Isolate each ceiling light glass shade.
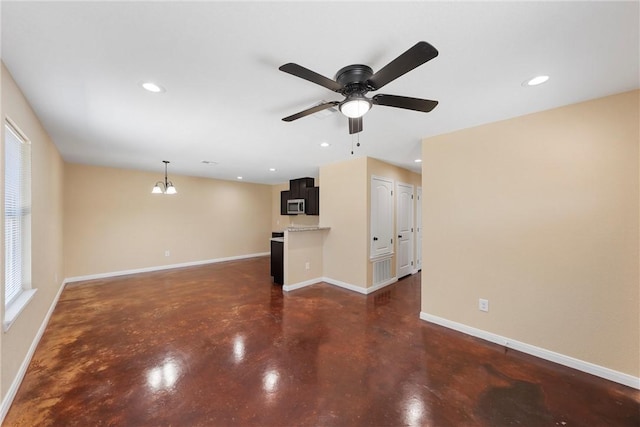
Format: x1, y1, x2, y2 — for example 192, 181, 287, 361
152, 161, 176, 195
340, 96, 372, 118
165, 183, 177, 194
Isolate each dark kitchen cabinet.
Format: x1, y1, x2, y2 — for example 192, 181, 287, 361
280, 190, 294, 215
289, 177, 315, 199
280, 177, 320, 216
271, 239, 283, 285
305, 186, 319, 215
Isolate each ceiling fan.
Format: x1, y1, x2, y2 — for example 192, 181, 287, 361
279, 41, 439, 134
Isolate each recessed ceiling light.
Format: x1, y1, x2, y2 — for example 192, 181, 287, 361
523, 75, 549, 87
320, 142, 330, 148
414, 159, 422, 163
141, 81, 166, 93
237, 176, 243, 180
269, 168, 277, 172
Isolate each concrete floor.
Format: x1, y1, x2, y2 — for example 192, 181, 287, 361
4, 256, 639, 426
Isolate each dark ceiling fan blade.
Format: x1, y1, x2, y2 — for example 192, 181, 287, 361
282, 101, 339, 122
372, 94, 438, 113
279, 63, 343, 92
349, 117, 363, 134
366, 41, 438, 91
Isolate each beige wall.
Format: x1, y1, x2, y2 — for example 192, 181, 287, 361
421, 90, 639, 377
284, 230, 325, 285
367, 157, 421, 190
64, 163, 272, 278
319, 157, 368, 288
1, 63, 65, 398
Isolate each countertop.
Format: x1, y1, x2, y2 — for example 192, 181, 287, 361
286, 226, 330, 232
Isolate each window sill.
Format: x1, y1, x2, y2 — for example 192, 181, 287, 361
4, 288, 37, 332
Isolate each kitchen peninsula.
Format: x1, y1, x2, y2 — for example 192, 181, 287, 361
270, 226, 330, 289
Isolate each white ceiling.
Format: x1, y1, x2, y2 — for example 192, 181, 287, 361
1, 1, 638, 185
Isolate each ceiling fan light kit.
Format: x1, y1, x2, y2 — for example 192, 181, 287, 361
340, 94, 371, 118
280, 41, 439, 134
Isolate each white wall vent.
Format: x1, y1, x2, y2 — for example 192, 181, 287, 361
373, 258, 392, 286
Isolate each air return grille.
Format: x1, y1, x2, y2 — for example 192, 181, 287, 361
373, 258, 392, 286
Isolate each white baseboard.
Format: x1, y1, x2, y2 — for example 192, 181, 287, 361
320, 277, 368, 294
283, 277, 323, 292
420, 312, 640, 390
64, 252, 269, 284
283, 276, 398, 295
366, 277, 398, 294
1, 280, 66, 424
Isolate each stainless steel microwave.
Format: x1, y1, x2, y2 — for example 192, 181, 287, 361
287, 199, 305, 214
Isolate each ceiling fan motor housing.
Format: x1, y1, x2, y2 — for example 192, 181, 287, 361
335, 64, 374, 95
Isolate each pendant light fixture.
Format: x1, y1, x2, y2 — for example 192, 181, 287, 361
152, 160, 177, 194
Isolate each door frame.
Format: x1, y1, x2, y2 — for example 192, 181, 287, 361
415, 186, 422, 273
395, 182, 414, 279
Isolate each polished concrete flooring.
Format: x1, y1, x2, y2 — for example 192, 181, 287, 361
5, 257, 639, 426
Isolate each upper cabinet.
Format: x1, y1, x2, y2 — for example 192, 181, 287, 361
280, 190, 293, 216
289, 177, 315, 199
305, 186, 319, 215
280, 177, 320, 216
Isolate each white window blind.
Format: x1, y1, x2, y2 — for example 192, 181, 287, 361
4, 122, 31, 308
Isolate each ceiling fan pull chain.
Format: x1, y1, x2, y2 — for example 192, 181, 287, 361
351, 133, 361, 155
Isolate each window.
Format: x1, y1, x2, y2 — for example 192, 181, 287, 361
4, 120, 34, 330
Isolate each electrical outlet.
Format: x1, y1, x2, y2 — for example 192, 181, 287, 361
305, 262, 310, 270
479, 298, 489, 312
165, 250, 170, 257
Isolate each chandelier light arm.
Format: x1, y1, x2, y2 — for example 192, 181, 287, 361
151, 160, 177, 194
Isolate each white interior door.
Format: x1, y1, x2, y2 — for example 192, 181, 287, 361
396, 182, 414, 278
416, 186, 422, 271
370, 176, 394, 258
